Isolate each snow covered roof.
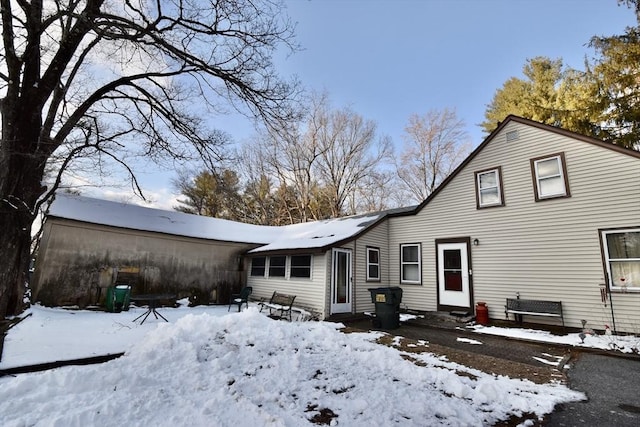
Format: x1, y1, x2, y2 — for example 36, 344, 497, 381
48, 193, 385, 252
246, 212, 383, 254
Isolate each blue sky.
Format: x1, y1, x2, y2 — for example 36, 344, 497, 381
118, 0, 638, 208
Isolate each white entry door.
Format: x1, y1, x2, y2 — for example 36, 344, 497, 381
331, 248, 352, 313
437, 242, 471, 309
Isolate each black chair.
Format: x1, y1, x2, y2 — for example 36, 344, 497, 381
228, 286, 253, 312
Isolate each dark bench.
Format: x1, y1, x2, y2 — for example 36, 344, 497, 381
259, 291, 296, 321
505, 295, 564, 328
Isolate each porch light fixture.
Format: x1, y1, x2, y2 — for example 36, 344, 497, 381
473, 238, 479, 246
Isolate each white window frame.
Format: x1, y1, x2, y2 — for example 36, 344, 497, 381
531, 153, 569, 200
475, 167, 503, 208
602, 228, 640, 291
366, 247, 381, 282
400, 243, 421, 285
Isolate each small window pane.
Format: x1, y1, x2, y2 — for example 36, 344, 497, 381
607, 232, 640, 259
368, 265, 379, 279
480, 188, 500, 205
403, 265, 419, 282
368, 249, 379, 264
539, 176, 564, 196
479, 172, 497, 188
609, 261, 640, 287
290, 255, 311, 278
537, 158, 560, 177
268, 256, 286, 277
250, 257, 266, 277
402, 245, 418, 262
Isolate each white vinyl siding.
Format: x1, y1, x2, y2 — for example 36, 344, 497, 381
353, 221, 389, 314
388, 121, 640, 332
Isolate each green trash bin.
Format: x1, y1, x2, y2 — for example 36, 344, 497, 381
106, 284, 132, 312
368, 287, 403, 329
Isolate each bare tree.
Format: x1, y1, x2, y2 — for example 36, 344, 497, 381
0, 0, 298, 317
246, 93, 392, 222
315, 105, 392, 217
395, 109, 471, 203
253, 94, 329, 223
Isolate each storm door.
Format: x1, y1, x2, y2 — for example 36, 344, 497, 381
331, 248, 352, 313
437, 241, 472, 310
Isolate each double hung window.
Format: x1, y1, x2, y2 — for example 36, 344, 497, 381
602, 229, 640, 290
366, 247, 380, 281
401, 243, 421, 284
475, 167, 504, 208
531, 153, 570, 200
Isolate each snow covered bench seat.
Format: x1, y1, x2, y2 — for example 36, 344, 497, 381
505, 294, 564, 328
259, 292, 296, 321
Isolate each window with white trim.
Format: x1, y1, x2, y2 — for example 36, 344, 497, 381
250, 257, 266, 277
366, 247, 380, 281
400, 243, 421, 284
531, 153, 570, 200
602, 229, 640, 290
475, 167, 504, 208
268, 256, 286, 277
290, 255, 312, 279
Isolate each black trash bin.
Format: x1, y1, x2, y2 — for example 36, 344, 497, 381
368, 287, 403, 329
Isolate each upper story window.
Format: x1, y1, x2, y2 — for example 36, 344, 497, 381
602, 229, 640, 291
366, 247, 380, 281
290, 255, 312, 279
400, 243, 421, 284
531, 152, 570, 201
250, 257, 266, 277
475, 167, 504, 208
268, 256, 286, 277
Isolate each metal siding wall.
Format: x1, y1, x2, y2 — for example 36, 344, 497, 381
389, 122, 640, 332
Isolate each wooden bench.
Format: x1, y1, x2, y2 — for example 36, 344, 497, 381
259, 292, 296, 321
505, 295, 564, 328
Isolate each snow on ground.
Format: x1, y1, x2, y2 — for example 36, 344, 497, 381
471, 324, 640, 354
0, 304, 587, 426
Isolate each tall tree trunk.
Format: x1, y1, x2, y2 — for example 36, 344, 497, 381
0, 100, 47, 317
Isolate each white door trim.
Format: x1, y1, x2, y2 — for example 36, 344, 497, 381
330, 248, 352, 314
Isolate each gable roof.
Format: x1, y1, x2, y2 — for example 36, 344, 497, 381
48, 193, 387, 252
402, 115, 640, 216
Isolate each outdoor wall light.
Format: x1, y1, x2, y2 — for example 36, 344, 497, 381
473, 238, 479, 246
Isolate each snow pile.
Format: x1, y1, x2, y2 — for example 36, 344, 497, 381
0, 308, 583, 427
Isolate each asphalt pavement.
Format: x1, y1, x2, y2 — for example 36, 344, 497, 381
545, 352, 640, 426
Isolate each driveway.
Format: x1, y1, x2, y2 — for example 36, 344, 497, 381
545, 352, 640, 426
